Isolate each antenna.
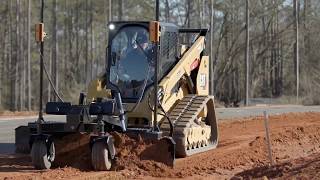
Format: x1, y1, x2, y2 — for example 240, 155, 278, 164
156, 0, 159, 21
36, 0, 45, 134
153, 0, 160, 131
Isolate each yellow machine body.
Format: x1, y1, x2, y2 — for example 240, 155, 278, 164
87, 21, 218, 157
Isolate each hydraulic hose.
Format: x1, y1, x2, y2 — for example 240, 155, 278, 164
38, 47, 64, 102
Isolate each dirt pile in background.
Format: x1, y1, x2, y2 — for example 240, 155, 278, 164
1, 112, 320, 179
235, 152, 320, 179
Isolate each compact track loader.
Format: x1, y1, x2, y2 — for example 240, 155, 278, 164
15, 20, 218, 170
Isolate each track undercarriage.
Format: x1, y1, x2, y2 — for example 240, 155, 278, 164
162, 95, 218, 157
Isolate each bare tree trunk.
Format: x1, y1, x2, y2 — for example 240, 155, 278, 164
201, 0, 205, 27
0, 2, 10, 108
9, 0, 14, 111
52, 0, 58, 101
260, 0, 267, 97
91, 0, 94, 80
275, 2, 281, 96
245, 0, 250, 106
5, 3, 10, 104
197, 0, 202, 27
210, 0, 215, 95
270, 4, 275, 96
27, 0, 31, 110
165, 0, 170, 22
294, 0, 300, 103
63, 0, 68, 92
270, 20, 274, 96
109, 0, 112, 21
0, 10, 6, 107
0, 26, 4, 108
15, 0, 19, 111
186, 0, 191, 41
303, 0, 311, 65
21, 0, 26, 110
118, 0, 123, 20
186, 0, 191, 28
68, 4, 73, 89
85, 0, 89, 85
75, 0, 80, 83
280, 40, 284, 94
95, 30, 99, 77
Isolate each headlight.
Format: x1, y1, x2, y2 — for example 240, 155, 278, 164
109, 24, 115, 30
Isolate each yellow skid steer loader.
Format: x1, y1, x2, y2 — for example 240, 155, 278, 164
15, 3, 218, 170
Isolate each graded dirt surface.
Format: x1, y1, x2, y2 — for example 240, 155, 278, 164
1, 112, 320, 179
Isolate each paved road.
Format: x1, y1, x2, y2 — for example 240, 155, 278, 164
1, 105, 320, 154
216, 105, 320, 119
0, 115, 65, 154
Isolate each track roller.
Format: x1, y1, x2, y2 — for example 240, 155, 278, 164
31, 140, 55, 169
91, 141, 112, 171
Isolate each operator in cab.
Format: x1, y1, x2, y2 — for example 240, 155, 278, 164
115, 30, 154, 99
125, 31, 152, 65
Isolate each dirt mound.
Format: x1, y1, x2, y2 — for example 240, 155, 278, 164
235, 152, 320, 179
111, 132, 174, 177
53, 133, 92, 170
48, 112, 320, 178
51, 132, 174, 176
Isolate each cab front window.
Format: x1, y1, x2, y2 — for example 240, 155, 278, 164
109, 26, 154, 100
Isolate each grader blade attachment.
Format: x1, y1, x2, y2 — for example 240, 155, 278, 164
140, 136, 176, 167
15, 126, 32, 153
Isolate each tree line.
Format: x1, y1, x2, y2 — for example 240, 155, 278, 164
0, 0, 319, 111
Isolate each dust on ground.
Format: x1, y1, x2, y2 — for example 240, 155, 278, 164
1, 112, 320, 179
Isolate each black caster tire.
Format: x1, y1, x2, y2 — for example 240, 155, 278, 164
91, 141, 112, 171
31, 140, 55, 170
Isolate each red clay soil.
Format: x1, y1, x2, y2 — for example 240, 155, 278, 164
1, 112, 320, 179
